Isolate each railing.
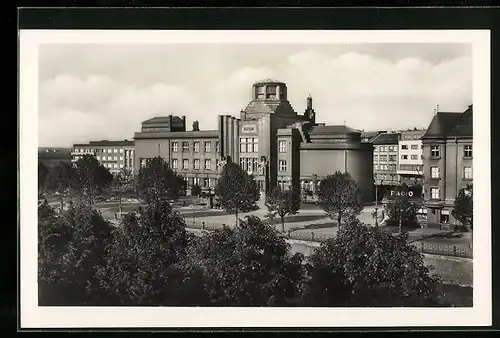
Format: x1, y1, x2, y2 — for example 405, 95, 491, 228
410, 241, 473, 259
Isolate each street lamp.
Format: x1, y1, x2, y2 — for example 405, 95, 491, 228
374, 175, 384, 227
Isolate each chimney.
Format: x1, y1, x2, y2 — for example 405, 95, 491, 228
307, 94, 312, 110
182, 116, 186, 130
436, 104, 440, 112
192, 120, 200, 131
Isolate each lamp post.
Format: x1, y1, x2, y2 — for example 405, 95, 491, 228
374, 175, 384, 228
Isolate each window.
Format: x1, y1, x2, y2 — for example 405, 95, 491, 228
278, 140, 287, 153
194, 159, 200, 170
204, 141, 211, 153
114, 149, 118, 153
389, 155, 397, 162
203, 178, 209, 188
172, 159, 178, 169
182, 159, 189, 170
411, 144, 419, 150
431, 145, 440, 158
113, 163, 117, 168
119, 149, 123, 153
240, 158, 245, 170
193, 177, 200, 186
411, 155, 418, 160
194, 142, 200, 152
113, 156, 118, 161
463, 166, 473, 180
97, 156, 101, 160
246, 138, 253, 153
172, 142, 179, 153
279, 160, 287, 172
182, 142, 189, 152
430, 166, 440, 179
252, 138, 259, 153
389, 146, 397, 152
120, 164, 124, 168
107, 149, 111, 153
401, 155, 408, 160
374, 146, 378, 152
440, 210, 450, 223
119, 156, 124, 161
240, 138, 246, 153
464, 145, 472, 158
253, 158, 259, 172
205, 159, 211, 170
379, 154, 388, 161
216, 141, 220, 152
375, 164, 379, 170
401, 145, 408, 150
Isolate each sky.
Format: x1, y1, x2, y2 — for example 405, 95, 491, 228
38, 43, 472, 147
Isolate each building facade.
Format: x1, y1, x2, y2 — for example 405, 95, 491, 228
133, 79, 374, 201
422, 105, 473, 227
371, 132, 400, 187
71, 140, 135, 174
397, 129, 426, 187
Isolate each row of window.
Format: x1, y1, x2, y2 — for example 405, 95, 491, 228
401, 144, 422, 150
186, 177, 217, 188
430, 145, 472, 158
240, 157, 260, 173
374, 145, 398, 152
73, 148, 133, 154
429, 166, 472, 180
172, 141, 220, 153
399, 164, 424, 171
103, 163, 124, 169
401, 154, 423, 160
375, 164, 397, 171
170, 159, 221, 171
96, 156, 124, 161
240, 138, 259, 153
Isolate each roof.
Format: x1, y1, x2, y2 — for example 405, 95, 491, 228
253, 78, 285, 86
74, 140, 134, 147
142, 116, 184, 124
370, 132, 400, 145
134, 130, 219, 139
361, 131, 380, 140
422, 106, 472, 139
308, 125, 361, 135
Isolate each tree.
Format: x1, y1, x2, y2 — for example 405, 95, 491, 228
302, 220, 442, 307
43, 161, 79, 211
316, 171, 364, 232
452, 184, 473, 232
183, 216, 305, 306
109, 168, 135, 216
137, 156, 185, 204
96, 198, 192, 305
265, 187, 301, 232
38, 161, 49, 197
74, 154, 113, 206
38, 200, 114, 305
385, 183, 420, 233
191, 184, 202, 197
214, 161, 260, 226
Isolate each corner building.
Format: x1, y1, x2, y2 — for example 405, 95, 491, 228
134, 79, 374, 201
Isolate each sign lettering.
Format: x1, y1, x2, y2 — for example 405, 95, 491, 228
390, 190, 414, 197
242, 125, 257, 133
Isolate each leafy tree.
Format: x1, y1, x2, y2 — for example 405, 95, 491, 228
184, 216, 305, 306
191, 184, 202, 197
302, 220, 442, 307
265, 187, 301, 232
316, 171, 364, 232
385, 183, 420, 233
109, 168, 135, 216
74, 154, 113, 206
38, 200, 113, 305
96, 198, 192, 305
452, 184, 473, 232
43, 161, 79, 211
214, 161, 260, 226
38, 161, 49, 197
137, 156, 185, 204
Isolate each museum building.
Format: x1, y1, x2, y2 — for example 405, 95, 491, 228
133, 79, 374, 201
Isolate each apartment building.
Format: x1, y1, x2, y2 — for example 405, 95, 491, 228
371, 132, 400, 187
38, 148, 72, 168
71, 140, 135, 174
397, 129, 426, 187
422, 104, 473, 227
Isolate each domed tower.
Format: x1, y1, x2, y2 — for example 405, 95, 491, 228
241, 79, 297, 119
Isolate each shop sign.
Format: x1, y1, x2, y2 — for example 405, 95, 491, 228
242, 125, 257, 133
390, 190, 414, 197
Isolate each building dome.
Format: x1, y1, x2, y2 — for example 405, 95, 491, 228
253, 78, 286, 86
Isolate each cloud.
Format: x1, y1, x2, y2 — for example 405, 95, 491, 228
38, 45, 472, 147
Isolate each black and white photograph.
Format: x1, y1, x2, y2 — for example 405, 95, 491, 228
19, 29, 491, 328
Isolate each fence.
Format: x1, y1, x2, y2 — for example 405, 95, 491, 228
410, 241, 473, 259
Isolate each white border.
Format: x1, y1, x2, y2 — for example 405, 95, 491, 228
20, 30, 491, 328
